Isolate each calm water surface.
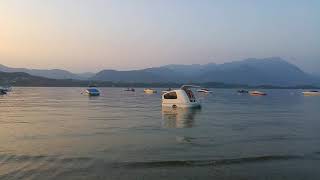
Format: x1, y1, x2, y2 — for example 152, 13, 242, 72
0, 87, 319, 180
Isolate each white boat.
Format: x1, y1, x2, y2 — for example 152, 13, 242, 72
162, 85, 201, 108
144, 88, 157, 94
197, 88, 212, 93
302, 90, 320, 96
249, 90, 267, 96
85, 86, 100, 96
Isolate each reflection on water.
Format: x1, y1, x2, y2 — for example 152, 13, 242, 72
162, 107, 201, 128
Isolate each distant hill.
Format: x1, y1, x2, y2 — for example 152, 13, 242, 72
197, 58, 316, 86
0, 71, 89, 86
0, 64, 89, 80
92, 69, 163, 83
2, 57, 319, 86
91, 57, 319, 86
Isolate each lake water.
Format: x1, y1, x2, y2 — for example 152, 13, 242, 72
0, 87, 319, 180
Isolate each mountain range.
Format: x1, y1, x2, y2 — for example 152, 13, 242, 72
0, 64, 88, 80
91, 57, 319, 86
1, 57, 319, 86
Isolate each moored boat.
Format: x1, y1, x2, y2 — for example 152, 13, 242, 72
302, 90, 320, 96
144, 88, 157, 94
249, 90, 267, 96
124, 88, 135, 92
85, 86, 100, 96
0, 86, 12, 93
0, 89, 7, 95
197, 88, 212, 93
162, 85, 201, 108
237, 89, 249, 94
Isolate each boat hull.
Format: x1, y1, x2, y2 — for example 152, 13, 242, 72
144, 89, 157, 94
249, 91, 267, 96
85, 90, 100, 96
197, 90, 212, 93
162, 102, 201, 108
250, 93, 267, 96
302, 92, 320, 96
86, 92, 100, 96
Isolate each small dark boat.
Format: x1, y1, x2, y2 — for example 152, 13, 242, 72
0, 89, 7, 95
124, 88, 135, 92
237, 90, 249, 94
0, 86, 12, 93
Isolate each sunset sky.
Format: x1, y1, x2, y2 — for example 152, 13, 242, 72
0, 0, 319, 73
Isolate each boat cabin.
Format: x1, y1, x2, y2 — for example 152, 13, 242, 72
162, 85, 201, 108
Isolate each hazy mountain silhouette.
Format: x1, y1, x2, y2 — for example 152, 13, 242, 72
92, 69, 162, 83
91, 57, 319, 86
0, 71, 84, 86
0, 64, 88, 80
197, 57, 316, 86
1, 57, 319, 86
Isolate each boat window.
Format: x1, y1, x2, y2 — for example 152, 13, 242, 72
184, 89, 195, 102
164, 92, 177, 99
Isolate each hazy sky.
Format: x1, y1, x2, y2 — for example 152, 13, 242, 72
0, 0, 319, 73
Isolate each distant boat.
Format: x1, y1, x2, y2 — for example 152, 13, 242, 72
197, 88, 212, 93
249, 90, 267, 96
162, 85, 201, 108
0, 86, 12, 92
144, 88, 157, 94
124, 88, 135, 92
85, 86, 100, 96
302, 90, 320, 96
0, 89, 7, 95
237, 89, 249, 94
